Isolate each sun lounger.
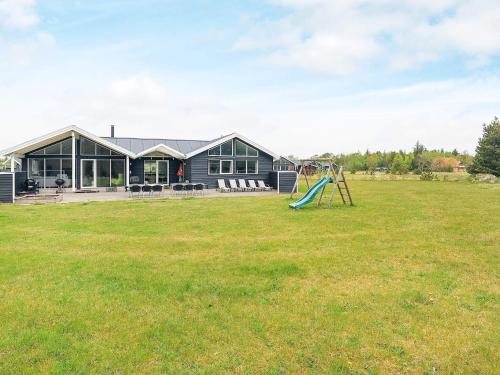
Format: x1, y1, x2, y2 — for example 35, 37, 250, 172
238, 179, 253, 192
258, 180, 272, 191
229, 179, 242, 192
217, 179, 230, 192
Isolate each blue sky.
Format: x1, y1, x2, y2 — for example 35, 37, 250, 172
1, 0, 499, 156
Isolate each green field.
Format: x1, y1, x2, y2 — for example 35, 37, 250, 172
0, 181, 498, 374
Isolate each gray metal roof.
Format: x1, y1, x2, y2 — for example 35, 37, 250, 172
102, 137, 212, 155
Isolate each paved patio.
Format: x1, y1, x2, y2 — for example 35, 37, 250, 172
15, 189, 278, 204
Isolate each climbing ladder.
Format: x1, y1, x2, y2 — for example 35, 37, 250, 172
290, 159, 354, 209
317, 166, 353, 208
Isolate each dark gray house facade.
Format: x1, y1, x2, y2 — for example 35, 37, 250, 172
0, 126, 281, 190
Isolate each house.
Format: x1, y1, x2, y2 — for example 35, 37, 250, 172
0, 125, 280, 191
273, 156, 298, 172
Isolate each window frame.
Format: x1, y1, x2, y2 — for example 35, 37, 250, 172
246, 160, 258, 174
208, 159, 233, 175
234, 159, 258, 174
234, 139, 258, 157
220, 159, 233, 175
208, 159, 221, 175
208, 140, 233, 157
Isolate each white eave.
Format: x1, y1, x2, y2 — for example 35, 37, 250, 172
0, 125, 135, 158
185, 133, 280, 160
135, 144, 186, 159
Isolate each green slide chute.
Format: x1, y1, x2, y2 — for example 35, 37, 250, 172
289, 177, 332, 209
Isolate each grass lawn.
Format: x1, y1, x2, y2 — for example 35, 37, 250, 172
0, 181, 499, 374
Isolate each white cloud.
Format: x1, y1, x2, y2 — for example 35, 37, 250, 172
0, 0, 55, 67
236, 0, 500, 74
0, 0, 38, 29
0, 31, 55, 65
0, 73, 498, 157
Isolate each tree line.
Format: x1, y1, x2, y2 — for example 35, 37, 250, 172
290, 117, 499, 176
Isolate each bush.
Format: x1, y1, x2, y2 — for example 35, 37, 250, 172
420, 171, 437, 181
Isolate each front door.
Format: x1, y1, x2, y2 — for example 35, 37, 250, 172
81, 159, 96, 188
144, 160, 169, 184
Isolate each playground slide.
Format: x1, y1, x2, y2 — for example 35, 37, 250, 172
289, 177, 332, 209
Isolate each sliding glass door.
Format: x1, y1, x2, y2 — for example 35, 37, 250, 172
144, 160, 169, 184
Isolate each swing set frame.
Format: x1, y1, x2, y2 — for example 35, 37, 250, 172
290, 158, 353, 208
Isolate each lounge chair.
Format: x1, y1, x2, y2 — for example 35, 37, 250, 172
194, 183, 205, 195
248, 180, 261, 191
129, 184, 142, 198
142, 184, 153, 197
229, 179, 241, 192
257, 180, 272, 191
152, 184, 163, 197
183, 183, 194, 195
238, 179, 252, 192
217, 179, 230, 193
172, 184, 183, 196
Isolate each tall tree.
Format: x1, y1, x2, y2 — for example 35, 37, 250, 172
468, 117, 500, 176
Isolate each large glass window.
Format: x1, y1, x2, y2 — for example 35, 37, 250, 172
96, 144, 111, 156
81, 160, 95, 188
45, 159, 60, 187
235, 160, 246, 174
80, 138, 96, 155
97, 160, 111, 187
208, 160, 233, 175
247, 147, 258, 157
45, 143, 61, 155
61, 139, 72, 154
208, 160, 220, 174
28, 158, 73, 188
111, 160, 125, 187
29, 159, 44, 179
220, 141, 233, 156
234, 160, 258, 174
235, 140, 258, 157
30, 139, 72, 155
235, 140, 246, 156
61, 159, 73, 187
221, 160, 233, 174
208, 140, 233, 156
80, 138, 116, 156
247, 160, 257, 174
208, 146, 220, 156
144, 160, 157, 184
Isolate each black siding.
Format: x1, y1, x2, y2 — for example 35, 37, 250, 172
269, 171, 298, 193
0, 173, 14, 203
187, 138, 274, 189
15, 172, 27, 194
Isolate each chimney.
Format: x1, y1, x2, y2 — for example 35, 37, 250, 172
110, 125, 115, 138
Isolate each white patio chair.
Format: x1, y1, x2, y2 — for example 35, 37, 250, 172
238, 179, 253, 192
229, 179, 241, 192
258, 180, 272, 191
248, 180, 261, 191
217, 179, 230, 193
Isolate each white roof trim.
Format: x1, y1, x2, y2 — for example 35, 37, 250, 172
0, 125, 135, 158
278, 156, 298, 165
185, 133, 280, 160
135, 144, 186, 159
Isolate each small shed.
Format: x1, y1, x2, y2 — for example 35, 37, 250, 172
0, 172, 15, 203
269, 171, 298, 194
